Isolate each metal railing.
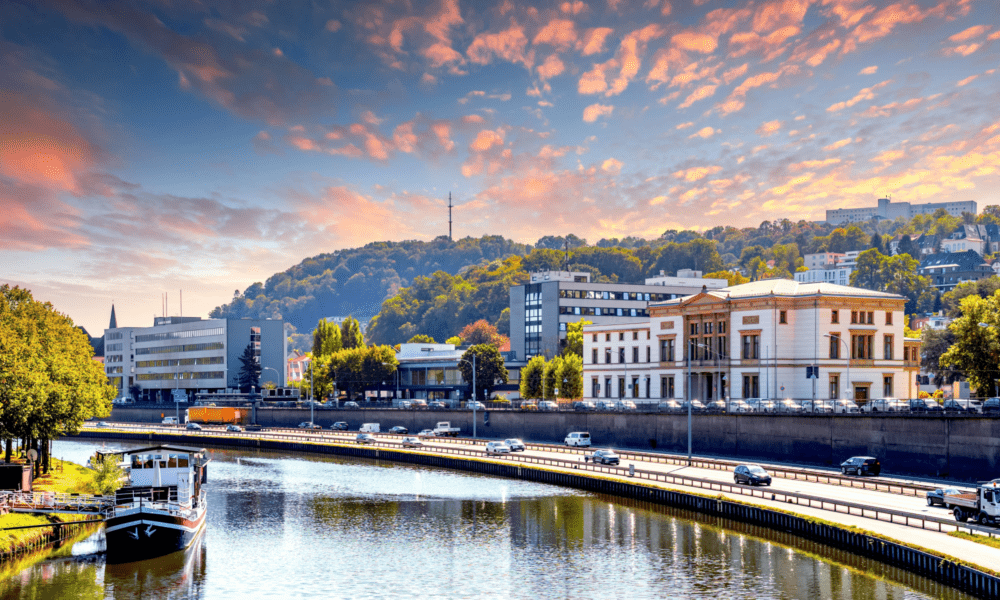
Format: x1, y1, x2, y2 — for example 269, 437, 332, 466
0, 491, 114, 516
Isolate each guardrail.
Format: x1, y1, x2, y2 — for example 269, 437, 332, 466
80, 423, 1000, 541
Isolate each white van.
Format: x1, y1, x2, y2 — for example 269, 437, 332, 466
162, 417, 179, 426
564, 432, 591, 447
359, 423, 380, 433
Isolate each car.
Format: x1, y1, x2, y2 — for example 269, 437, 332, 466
614, 400, 637, 411
680, 400, 706, 412
943, 399, 983, 413
658, 400, 683, 412
586, 449, 620, 465
226, 424, 243, 432
520, 402, 538, 411
401, 437, 423, 448
389, 426, 409, 435
186, 422, 202, 430
909, 398, 943, 413
411, 399, 428, 409
343, 401, 360, 408
706, 400, 727, 412
573, 401, 596, 411
485, 441, 510, 454
595, 400, 616, 411
356, 433, 376, 444
538, 400, 558, 411
96, 421, 111, 428
832, 399, 859, 413
776, 399, 801, 413
982, 397, 1000, 414
417, 429, 436, 437
467, 401, 486, 410
810, 400, 834, 413
298, 422, 321, 429
926, 487, 964, 507
504, 438, 526, 452
841, 456, 881, 476
331, 421, 349, 431
429, 401, 447, 410
398, 400, 413, 409
728, 400, 754, 413
734, 464, 772, 486
564, 432, 591, 447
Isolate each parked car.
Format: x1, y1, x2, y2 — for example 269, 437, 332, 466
841, 456, 881, 476
538, 400, 558, 411
398, 400, 413, 409
595, 400, 616, 411
810, 400, 834, 413
658, 400, 683, 412
401, 437, 423, 448
429, 401, 448, 410
343, 401, 360, 408
728, 400, 754, 413
706, 400, 727, 412
411, 399, 428, 409
356, 433, 376, 444
389, 426, 409, 435
504, 438, 526, 452
832, 399, 859, 413
331, 421, 349, 431
926, 487, 964, 507
573, 401, 596, 411
943, 399, 983, 413
186, 422, 202, 431
734, 464, 772, 486
485, 441, 510, 454
417, 429, 436, 437
982, 398, 1000, 414
96, 421, 111, 428
564, 432, 591, 447
776, 399, 801, 413
520, 402, 539, 411
467, 401, 486, 410
614, 400, 637, 411
865, 398, 905, 413
226, 424, 243, 432
909, 398, 943, 413
298, 422, 321, 429
680, 400, 706, 412
585, 449, 620, 465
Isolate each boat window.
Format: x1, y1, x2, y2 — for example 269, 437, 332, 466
143, 456, 154, 469
131, 455, 143, 469
168, 455, 178, 468
177, 455, 189, 468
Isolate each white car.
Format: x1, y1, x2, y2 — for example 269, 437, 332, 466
564, 432, 591, 447
401, 437, 423, 448
417, 429, 436, 437
485, 441, 510, 454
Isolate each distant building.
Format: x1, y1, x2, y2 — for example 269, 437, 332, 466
918, 250, 994, 292
104, 313, 287, 403
910, 313, 954, 331
287, 352, 310, 383
390, 343, 526, 403
826, 198, 977, 225
510, 271, 728, 360
794, 250, 862, 285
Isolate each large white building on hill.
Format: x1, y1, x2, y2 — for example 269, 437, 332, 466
582, 280, 921, 404
826, 197, 976, 224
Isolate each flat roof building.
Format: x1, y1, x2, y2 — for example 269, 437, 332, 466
826, 198, 977, 225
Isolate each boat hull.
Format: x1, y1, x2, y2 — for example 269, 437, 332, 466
105, 506, 206, 563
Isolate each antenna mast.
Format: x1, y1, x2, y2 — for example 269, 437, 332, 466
448, 192, 453, 241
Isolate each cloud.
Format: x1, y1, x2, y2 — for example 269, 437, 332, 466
582, 103, 614, 123
677, 84, 718, 109
688, 127, 719, 139
673, 165, 722, 181
823, 137, 854, 151
601, 158, 623, 174
949, 25, 991, 42
672, 31, 718, 54
858, 65, 878, 75
675, 122, 695, 130
537, 54, 566, 81
826, 79, 891, 112
755, 120, 783, 137
957, 74, 978, 87
467, 23, 533, 69
533, 19, 577, 50
579, 27, 614, 56
579, 24, 664, 97
561, 1, 588, 15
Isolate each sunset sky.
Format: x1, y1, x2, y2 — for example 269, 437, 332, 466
2, 0, 999, 333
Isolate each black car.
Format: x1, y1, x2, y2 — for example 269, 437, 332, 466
331, 422, 349, 431
586, 449, 620, 465
841, 456, 881, 476
984, 398, 1000, 415
926, 487, 963, 507
298, 422, 321, 430
573, 401, 596, 411
734, 464, 772, 486
389, 426, 408, 435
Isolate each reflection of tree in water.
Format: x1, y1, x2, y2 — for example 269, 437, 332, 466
0, 558, 104, 600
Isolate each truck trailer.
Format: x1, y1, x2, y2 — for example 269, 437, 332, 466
186, 407, 248, 425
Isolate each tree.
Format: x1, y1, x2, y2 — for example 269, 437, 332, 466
458, 319, 506, 348
922, 327, 958, 387
940, 291, 1000, 397
703, 270, 750, 286
458, 344, 508, 402
93, 454, 125, 495
312, 318, 342, 357
340, 316, 365, 349
407, 334, 436, 343
542, 356, 563, 400
237, 343, 261, 392
941, 277, 1000, 317
850, 249, 933, 314
897, 234, 918, 259
519, 356, 545, 400
562, 319, 592, 357
445, 336, 462, 346
870, 232, 884, 253
558, 354, 583, 399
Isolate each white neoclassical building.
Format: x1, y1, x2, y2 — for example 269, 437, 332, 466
582, 280, 921, 404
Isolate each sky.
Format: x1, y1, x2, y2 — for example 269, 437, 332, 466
2, 0, 999, 334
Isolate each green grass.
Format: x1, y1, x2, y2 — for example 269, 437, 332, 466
948, 530, 1000, 550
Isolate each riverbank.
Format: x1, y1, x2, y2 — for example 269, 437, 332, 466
0, 459, 101, 561
70, 429, 1000, 598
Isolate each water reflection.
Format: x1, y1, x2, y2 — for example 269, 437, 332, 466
0, 440, 973, 599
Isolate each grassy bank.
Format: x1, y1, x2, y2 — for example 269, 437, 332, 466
0, 459, 99, 556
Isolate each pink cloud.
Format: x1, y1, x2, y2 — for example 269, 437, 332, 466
949, 24, 990, 42
533, 18, 577, 50
677, 84, 718, 109
826, 79, 891, 112
467, 23, 533, 69
582, 103, 614, 122
755, 119, 783, 136
858, 65, 878, 75
579, 27, 614, 55
537, 54, 566, 81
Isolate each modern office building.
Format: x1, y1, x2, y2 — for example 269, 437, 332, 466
582, 279, 920, 404
104, 314, 287, 403
510, 271, 728, 360
826, 198, 977, 224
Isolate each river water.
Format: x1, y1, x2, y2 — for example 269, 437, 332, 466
0, 440, 973, 599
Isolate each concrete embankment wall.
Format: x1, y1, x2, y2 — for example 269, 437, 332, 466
73, 429, 1000, 598
109, 407, 1000, 480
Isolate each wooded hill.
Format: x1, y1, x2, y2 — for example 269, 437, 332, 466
211, 208, 1000, 350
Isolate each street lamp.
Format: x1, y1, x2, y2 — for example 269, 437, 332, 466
458, 354, 477, 438
824, 334, 851, 401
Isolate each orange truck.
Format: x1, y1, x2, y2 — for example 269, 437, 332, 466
186, 407, 248, 425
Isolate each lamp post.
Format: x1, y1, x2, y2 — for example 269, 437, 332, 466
825, 334, 851, 401
458, 354, 477, 438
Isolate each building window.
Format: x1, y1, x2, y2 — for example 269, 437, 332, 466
632, 377, 639, 399
851, 311, 857, 324
885, 312, 893, 325
606, 333, 611, 342
604, 378, 612, 398
741, 335, 760, 359
660, 339, 675, 362
883, 376, 893, 397
779, 310, 787, 324
618, 348, 625, 363
618, 377, 626, 398
884, 335, 893, 360
661, 376, 675, 398
646, 347, 651, 363
717, 336, 727, 358
719, 321, 726, 334
592, 348, 598, 364
633, 331, 639, 340
830, 375, 839, 399
742, 375, 759, 398
632, 347, 639, 363
867, 311, 874, 324
690, 323, 699, 335
829, 334, 841, 359
831, 310, 839, 324
619, 332, 625, 341
605, 349, 611, 364
592, 334, 598, 342
851, 334, 874, 359
705, 322, 713, 335
592, 378, 600, 398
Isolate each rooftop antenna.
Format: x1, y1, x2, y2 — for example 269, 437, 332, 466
563, 239, 570, 272
448, 192, 453, 241
180, 289, 183, 317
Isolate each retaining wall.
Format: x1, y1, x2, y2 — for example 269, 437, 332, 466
108, 407, 1000, 480
72, 429, 1000, 598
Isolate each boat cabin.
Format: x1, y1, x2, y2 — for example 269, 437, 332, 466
115, 445, 210, 506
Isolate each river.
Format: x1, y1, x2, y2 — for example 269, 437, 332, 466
0, 440, 973, 599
